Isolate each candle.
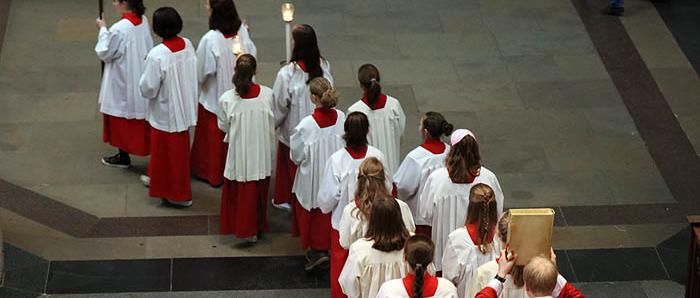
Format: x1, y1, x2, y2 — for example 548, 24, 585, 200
232, 35, 242, 56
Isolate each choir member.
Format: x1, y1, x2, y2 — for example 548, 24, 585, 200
442, 184, 500, 298
139, 7, 198, 207
393, 112, 453, 238
418, 129, 504, 272
289, 77, 345, 270
347, 64, 406, 173
339, 157, 415, 250
318, 111, 388, 298
339, 197, 411, 298
96, 0, 153, 167
474, 253, 584, 298
273, 24, 333, 210
376, 235, 458, 298
217, 54, 275, 243
191, 0, 257, 187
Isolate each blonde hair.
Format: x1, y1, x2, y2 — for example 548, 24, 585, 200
353, 157, 390, 220
465, 183, 498, 254
309, 77, 338, 108
497, 211, 524, 287
523, 256, 558, 295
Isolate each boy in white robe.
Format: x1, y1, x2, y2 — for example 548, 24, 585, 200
191, 0, 257, 187
217, 54, 275, 243
317, 112, 388, 298
96, 0, 153, 167
394, 112, 453, 238
272, 24, 333, 210
419, 129, 504, 271
347, 64, 406, 174
289, 77, 345, 270
139, 7, 198, 207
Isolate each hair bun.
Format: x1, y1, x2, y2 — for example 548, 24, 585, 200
442, 121, 454, 136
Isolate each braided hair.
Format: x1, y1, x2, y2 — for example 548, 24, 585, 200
465, 183, 498, 254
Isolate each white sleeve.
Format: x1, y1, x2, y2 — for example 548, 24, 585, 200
317, 158, 341, 214
339, 246, 362, 298
289, 123, 307, 165
196, 36, 217, 85
419, 174, 436, 223
322, 60, 334, 86
399, 201, 416, 233
95, 27, 124, 62
139, 54, 162, 100
442, 236, 466, 288
338, 208, 354, 249
491, 175, 505, 215
393, 157, 421, 202
217, 95, 230, 135
272, 68, 291, 128
395, 101, 406, 141
466, 267, 492, 298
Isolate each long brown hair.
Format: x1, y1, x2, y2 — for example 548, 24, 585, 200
404, 235, 434, 298
365, 197, 409, 252
445, 135, 481, 183
465, 183, 498, 254
233, 54, 256, 96
498, 211, 524, 287
354, 158, 390, 220
291, 24, 323, 83
358, 64, 382, 109
343, 112, 369, 148
208, 0, 241, 35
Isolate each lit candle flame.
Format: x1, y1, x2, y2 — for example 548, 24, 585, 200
232, 36, 242, 56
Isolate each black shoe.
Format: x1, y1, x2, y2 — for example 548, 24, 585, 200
601, 4, 624, 16
101, 152, 131, 168
304, 250, 330, 271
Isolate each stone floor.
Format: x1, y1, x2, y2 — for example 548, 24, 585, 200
1, 0, 699, 296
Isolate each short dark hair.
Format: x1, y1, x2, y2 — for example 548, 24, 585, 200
208, 0, 242, 36
119, 0, 146, 17
152, 7, 182, 39
343, 112, 369, 149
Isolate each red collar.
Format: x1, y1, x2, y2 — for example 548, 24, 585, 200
466, 224, 495, 246
122, 13, 142, 26
421, 139, 446, 154
163, 37, 186, 53
240, 84, 261, 99
402, 273, 438, 297
361, 93, 388, 110
296, 61, 308, 72
346, 146, 368, 159
223, 32, 237, 39
312, 108, 338, 128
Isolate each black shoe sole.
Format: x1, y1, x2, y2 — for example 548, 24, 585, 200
304, 256, 330, 271
101, 158, 130, 169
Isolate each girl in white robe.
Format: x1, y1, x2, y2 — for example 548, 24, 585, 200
289, 77, 345, 270
217, 54, 275, 243
442, 184, 500, 298
191, 0, 257, 187
338, 157, 415, 250
317, 112, 388, 298
272, 24, 333, 210
339, 197, 411, 298
393, 112, 453, 238
376, 235, 457, 298
347, 64, 406, 174
139, 7, 198, 207
419, 129, 504, 271
96, 0, 153, 167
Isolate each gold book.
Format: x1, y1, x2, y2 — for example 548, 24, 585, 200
506, 208, 555, 266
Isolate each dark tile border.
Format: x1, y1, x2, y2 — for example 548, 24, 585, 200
0, 0, 11, 59
653, 0, 700, 76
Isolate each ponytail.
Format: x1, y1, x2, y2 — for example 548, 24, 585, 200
309, 77, 338, 108
233, 54, 256, 96
413, 263, 425, 298
358, 64, 382, 109
422, 111, 454, 139
404, 235, 435, 298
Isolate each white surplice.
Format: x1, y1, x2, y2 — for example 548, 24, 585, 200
339, 238, 409, 298
393, 145, 449, 226
442, 227, 500, 298
290, 110, 346, 210
197, 25, 256, 115
272, 60, 333, 146
217, 86, 275, 182
467, 260, 572, 298
317, 146, 389, 230
418, 167, 504, 271
139, 39, 198, 133
338, 199, 416, 249
96, 17, 153, 119
347, 96, 406, 173
376, 277, 458, 298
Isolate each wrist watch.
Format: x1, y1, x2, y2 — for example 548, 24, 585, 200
494, 274, 507, 283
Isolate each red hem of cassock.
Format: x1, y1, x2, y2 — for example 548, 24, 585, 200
291, 196, 331, 250
415, 225, 432, 238
190, 105, 227, 187
220, 178, 270, 238
102, 114, 151, 156
273, 142, 297, 204
147, 128, 191, 201
331, 229, 349, 298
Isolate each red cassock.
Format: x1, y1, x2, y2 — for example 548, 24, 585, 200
331, 229, 349, 298
273, 143, 297, 205
103, 114, 151, 156
291, 197, 331, 250
147, 128, 191, 201
190, 104, 227, 186
220, 178, 270, 238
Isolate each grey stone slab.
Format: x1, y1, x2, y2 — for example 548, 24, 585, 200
243, 15, 285, 40
292, 13, 347, 37
344, 13, 444, 36
493, 28, 596, 56
583, 107, 639, 137
479, 140, 550, 173
386, 0, 478, 13
543, 135, 658, 172
45, 66, 101, 93
475, 109, 594, 143
396, 33, 499, 59
438, 9, 488, 34
413, 81, 523, 113
327, 60, 357, 88
0, 123, 33, 152
29, 183, 128, 218
641, 280, 685, 298
351, 59, 460, 85
246, 37, 285, 65
0, 66, 47, 94
604, 169, 676, 205
574, 281, 649, 298
505, 55, 563, 82
516, 80, 625, 109
453, 56, 513, 86
554, 55, 611, 81
322, 34, 402, 60
498, 170, 614, 208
